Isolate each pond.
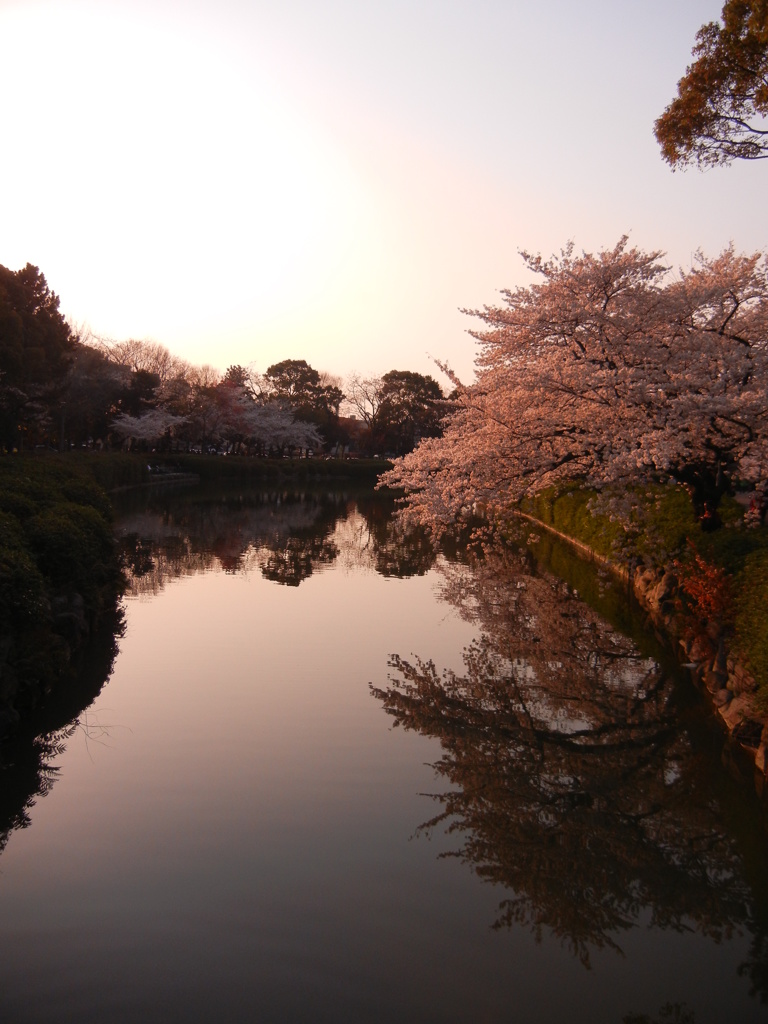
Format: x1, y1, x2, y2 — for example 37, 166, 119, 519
0, 483, 766, 1023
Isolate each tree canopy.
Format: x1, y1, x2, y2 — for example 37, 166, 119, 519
376, 370, 445, 455
0, 264, 76, 385
0, 263, 78, 449
655, 0, 768, 168
380, 238, 768, 531
263, 359, 344, 444
346, 369, 445, 455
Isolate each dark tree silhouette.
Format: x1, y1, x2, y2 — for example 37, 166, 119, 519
372, 543, 763, 973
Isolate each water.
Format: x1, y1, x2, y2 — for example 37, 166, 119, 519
0, 484, 766, 1023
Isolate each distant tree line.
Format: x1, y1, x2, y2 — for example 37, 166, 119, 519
0, 263, 448, 458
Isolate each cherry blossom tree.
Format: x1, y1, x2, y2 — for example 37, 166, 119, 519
111, 409, 188, 448
380, 238, 768, 531
218, 388, 321, 455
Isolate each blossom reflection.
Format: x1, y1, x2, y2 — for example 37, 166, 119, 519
372, 543, 764, 977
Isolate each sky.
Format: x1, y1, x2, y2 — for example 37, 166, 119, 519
1, 0, 766, 386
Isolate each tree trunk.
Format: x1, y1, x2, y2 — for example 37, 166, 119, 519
677, 464, 730, 531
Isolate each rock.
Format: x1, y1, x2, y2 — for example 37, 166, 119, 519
730, 665, 758, 696
720, 695, 751, 731
635, 567, 657, 592
732, 718, 764, 750
714, 640, 728, 675
714, 688, 732, 707
689, 635, 715, 663
655, 571, 677, 601
703, 668, 721, 693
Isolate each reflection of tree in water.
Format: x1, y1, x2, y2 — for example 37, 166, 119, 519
355, 491, 437, 578
259, 533, 339, 586
118, 489, 349, 593
0, 616, 121, 864
118, 487, 440, 592
371, 544, 766, 983
371, 514, 436, 578
623, 1005, 695, 1024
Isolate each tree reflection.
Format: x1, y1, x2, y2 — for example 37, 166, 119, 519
118, 488, 350, 593
623, 1005, 695, 1024
0, 615, 121, 862
118, 485, 441, 593
355, 491, 437, 577
371, 543, 764, 976
260, 533, 339, 586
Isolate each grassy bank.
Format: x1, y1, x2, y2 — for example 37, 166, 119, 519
60, 451, 388, 488
146, 452, 388, 482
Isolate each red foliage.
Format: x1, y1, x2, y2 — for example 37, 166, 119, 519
675, 542, 733, 625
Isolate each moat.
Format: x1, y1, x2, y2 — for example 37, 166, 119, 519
1, 483, 766, 1023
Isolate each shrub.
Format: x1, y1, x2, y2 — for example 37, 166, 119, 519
0, 455, 122, 715
675, 542, 733, 628
27, 503, 115, 596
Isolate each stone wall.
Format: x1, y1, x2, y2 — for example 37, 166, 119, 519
515, 510, 768, 795
632, 566, 767, 792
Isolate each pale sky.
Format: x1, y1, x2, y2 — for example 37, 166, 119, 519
1, 0, 765, 385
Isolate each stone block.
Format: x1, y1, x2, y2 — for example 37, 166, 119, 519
720, 695, 750, 731
689, 635, 715, 663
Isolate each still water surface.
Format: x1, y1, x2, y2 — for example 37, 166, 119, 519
0, 484, 766, 1023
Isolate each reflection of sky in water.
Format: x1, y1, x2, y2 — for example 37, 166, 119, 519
0, 493, 765, 1023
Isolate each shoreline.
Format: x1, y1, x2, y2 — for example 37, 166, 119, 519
513, 509, 768, 798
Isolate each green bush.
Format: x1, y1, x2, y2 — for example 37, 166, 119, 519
27, 503, 115, 594
633, 484, 699, 561
0, 490, 37, 521
0, 454, 122, 714
0, 517, 46, 628
149, 453, 387, 483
